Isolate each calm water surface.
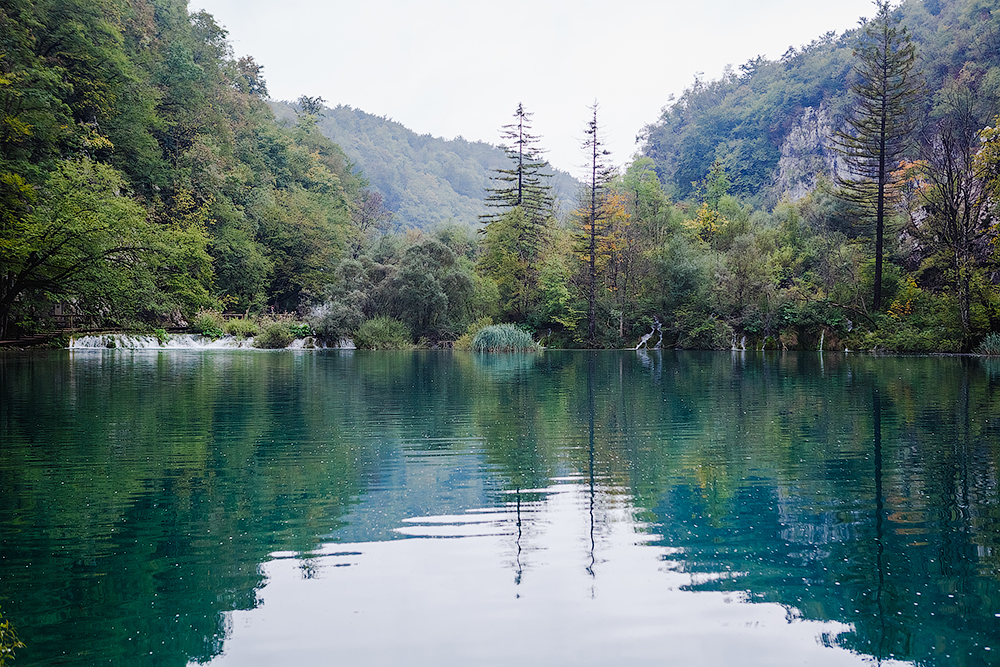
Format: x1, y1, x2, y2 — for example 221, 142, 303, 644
2, 350, 999, 666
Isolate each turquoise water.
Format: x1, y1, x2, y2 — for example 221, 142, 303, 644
1, 350, 999, 666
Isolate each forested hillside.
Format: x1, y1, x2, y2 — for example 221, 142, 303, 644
4, 0, 1000, 354
641, 0, 1000, 203
270, 100, 580, 229
0, 0, 374, 338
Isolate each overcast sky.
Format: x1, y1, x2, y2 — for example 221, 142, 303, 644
194, 0, 876, 175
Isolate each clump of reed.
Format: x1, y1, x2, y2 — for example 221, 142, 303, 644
471, 324, 540, 353
453, 317, 493, 351
976, 332, 1000, 355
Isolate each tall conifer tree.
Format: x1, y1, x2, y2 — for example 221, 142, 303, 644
482, 103, 554, 227
479, 104, 555, 321
577, 103, 615, 347
833, 0, 921, 310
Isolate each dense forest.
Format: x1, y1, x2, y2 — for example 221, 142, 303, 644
0, 0, 369, 338
3, 0, 1000, 351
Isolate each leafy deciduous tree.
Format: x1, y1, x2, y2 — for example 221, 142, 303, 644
915, 69, 997, 336
0, 159, 155, 336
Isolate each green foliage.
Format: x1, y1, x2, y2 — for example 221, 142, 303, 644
254, 320, 295, 349
224, 317, 259, 339
453, 317, 494, 351
191, 310, 225, 339
353, 316, 412, 350
153, 328, 168, 345
471, 323, 540, 353
849, 320, 962, 353
310, 231, 482, 344
0, 604, 25, 667
672, 311, 735, 350
479, 207, 554, 322
0, 0, 361, 334
246, 315, 310, 348
976, 332, 1000, 355
270, 101, 580, 229
0, 158, 159, 336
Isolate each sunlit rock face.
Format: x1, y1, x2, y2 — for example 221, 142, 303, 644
773, 103, 848, 201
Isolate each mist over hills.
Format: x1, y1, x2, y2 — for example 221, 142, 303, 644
270, 101, 581, 230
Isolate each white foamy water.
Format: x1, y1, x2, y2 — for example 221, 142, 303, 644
68, 333, 350, 350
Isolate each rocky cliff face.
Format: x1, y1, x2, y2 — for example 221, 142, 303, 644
773, 104, 847, 201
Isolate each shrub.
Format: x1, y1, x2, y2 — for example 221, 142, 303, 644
976, 332, 1000, 355
288, 322, 312, 338
453, 317, 494, 351
191, 309, 225, 339
307, 299, 365, 344
153, 328, 168, 345
225, 318, 260, 339
471, 324, 540, 352
676, 316, 733, 350
353, 317, 412, 350
254, 321, 294, 349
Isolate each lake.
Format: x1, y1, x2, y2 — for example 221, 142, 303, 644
1, 349, 999, 666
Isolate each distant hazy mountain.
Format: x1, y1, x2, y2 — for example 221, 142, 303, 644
270, 101, 581, 229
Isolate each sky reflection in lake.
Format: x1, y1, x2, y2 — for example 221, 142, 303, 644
2, 349, 999, 666
208, 482, 890, 667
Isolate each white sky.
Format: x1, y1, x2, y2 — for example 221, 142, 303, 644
194, 0, 876, 175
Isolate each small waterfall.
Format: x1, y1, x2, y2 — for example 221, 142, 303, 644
288, 336, 344, 349
70, 333, 257, 349
635, 317, 662, 350
68, 333, 350, 350
818, 329, 825, 351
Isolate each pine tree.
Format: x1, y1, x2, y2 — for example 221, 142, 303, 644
577, 103, 616, 347
833, 0, 922, 311
482, 103, 554, 227
478, 104, 555, 321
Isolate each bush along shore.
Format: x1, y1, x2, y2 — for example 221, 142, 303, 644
41, 311, 1000, 354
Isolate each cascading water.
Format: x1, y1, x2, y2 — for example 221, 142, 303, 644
68, 333, 345, 350
635, 318, 662, 350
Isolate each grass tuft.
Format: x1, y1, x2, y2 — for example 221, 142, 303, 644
976, 332, 1000, 355
471, 324, 540, 353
